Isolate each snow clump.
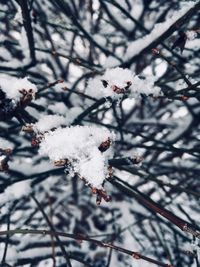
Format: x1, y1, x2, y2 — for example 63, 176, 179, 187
0, 75, 37, 101
86, 67, 161, 100
39, 126, 115, 188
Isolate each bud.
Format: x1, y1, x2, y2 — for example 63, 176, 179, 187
98, 138, 111, 152
132, 252, 140, 259
152, 48, 160, 55
54, 159, 69, 167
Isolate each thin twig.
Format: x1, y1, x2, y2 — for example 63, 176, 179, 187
0, 228, 172, 267
31, 194, 72, 267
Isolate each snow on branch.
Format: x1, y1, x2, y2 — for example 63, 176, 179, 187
0, 75, 37, 101
22, 108, 84, 150
0, 75, 37, 121
22, 107, 83, 134
86, 67, 161, 100
125, 1, 197, 60
0, 180, 31, 205
35, 126, 115, 203
33, 114, 67, 133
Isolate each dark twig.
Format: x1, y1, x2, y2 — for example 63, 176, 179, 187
18, 0, 36, 63
0, 228, 172, 267
31, 194, 72, 267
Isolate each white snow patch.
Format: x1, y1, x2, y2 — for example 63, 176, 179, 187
0, 181, 31, 205
14, 4, 22, 24
186, 38, 200, 50
0, 155, 6, 162
0, 137, 14, 149
19, 27, 30, 60
86, 67, 161, 100
66, 107, 83, 125
48, 102, 68, 115
125, 1, 196, 60
0, 75, 37, 100
186, 30, 198, 41
0, 245, 18, 263
33, 114, 66, 133
39, 126, 115, 188
104, 56, 121, 68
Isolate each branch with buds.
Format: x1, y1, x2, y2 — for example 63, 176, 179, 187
0, 87, 36, 122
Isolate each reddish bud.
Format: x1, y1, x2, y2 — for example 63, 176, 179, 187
91, 187, 97, 194
75, 58, 81, 64
31, 138, 40, 147
98, 138, 111, 152
112, 85, 125, 94
108, 166, 113, 177
180, 96, 189, 101
152, 48, 160, 55
22, 124, 34, 133
54, 159, 69, 167
4, 149, 12, 155
132, 252, 140, 259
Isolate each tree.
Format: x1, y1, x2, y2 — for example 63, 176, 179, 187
0, 0, 200, 266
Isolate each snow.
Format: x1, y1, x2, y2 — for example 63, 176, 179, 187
65, 107, 83, 124
33, 114, 66, 133
32, 107, 83, 132
0, 75, 37, 101
125, 1, 196, 60
130, 0, 143, 20
39, 126, 115, 188
93, 34, 107, 46
0, 2, 199, 266
183, 239, 200, 258
54, 81, 68, 91
85, 67, 161, 100
186, 30, 198, 41
130, 75, 161, 97
105, 3, 134, 32
77, 147, 107, 186
19, 27, 30, 60
0, 181, 31, 205
0, 137, 13, 149
48, 102, 69, 115
104, 56, 121, 68
14, 4, 22, 24
166, 113, 192, 142
143, 58, 168, 78
0, 245, 18, 264
186, 38, 200, 51
5, 181, 31, 199
0, 155, 6, 162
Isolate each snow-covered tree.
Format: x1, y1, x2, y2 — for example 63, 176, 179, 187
0, 0, 200, 266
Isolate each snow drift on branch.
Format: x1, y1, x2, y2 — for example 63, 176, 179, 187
125, 1, 196, 60
0, 181, 31, 205
33, 114, 67, 133
29, 107, 82, 133
0, 75, 37, 101
86, 67, 161, 100
39, 126, 115, 188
